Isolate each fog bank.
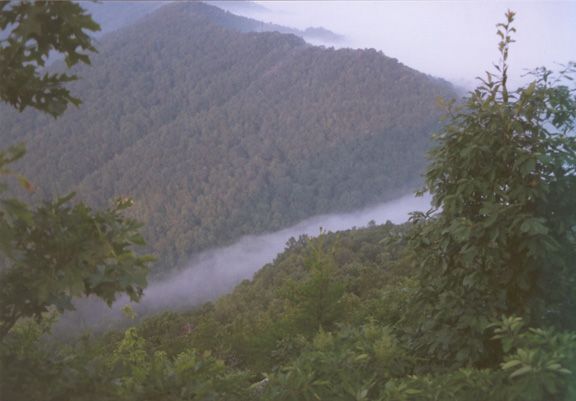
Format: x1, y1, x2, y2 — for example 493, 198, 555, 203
59, 193, 430, 332
243, 1, 576, 89
142, 193, 430, 310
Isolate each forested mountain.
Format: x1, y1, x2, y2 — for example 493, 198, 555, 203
202, 2, 344, 44
134, 222, 414, 371
82, 1, 342, 46
1, 2, 455, 275
2, 5, 574, 400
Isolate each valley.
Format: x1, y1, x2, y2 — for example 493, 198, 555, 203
0, 2, 574, 400
1, 2, 454, 276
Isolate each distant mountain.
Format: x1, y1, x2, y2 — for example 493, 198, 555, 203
203, 1, 344, 44
207, 0, 269, 14
83, 1, 343, 46
303, 27, 344, 43
1, 2, 455, 276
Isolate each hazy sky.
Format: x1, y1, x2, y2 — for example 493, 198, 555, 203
248, 1, 576, 89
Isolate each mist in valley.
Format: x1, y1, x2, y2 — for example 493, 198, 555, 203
59, 193, 430, 333
32, 1, 576, 337
4, 2, 575, 398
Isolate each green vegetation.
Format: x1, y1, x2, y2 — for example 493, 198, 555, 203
0, 0, 151, 342
399, 13, 576, 368
0, 1, 99, 116
0, 2, 455, 276
1, 3, 574, 401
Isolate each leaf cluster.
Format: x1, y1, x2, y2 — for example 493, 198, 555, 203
402, 11, 576, 366
0, 147, 152, 339
0, 0, 99, 116
0, 322, 250, 401
0, 1, 151, 340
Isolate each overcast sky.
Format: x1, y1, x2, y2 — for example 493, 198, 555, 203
247, 1, 575, 89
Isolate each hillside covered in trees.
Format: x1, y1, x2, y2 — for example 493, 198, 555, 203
6, 216, 576, 400
82, 1, 343, 45
1, 2, 455, 275
1, 3, 574, 400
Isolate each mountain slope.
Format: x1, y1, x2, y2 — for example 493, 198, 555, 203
202, 1, 344, 44
1, 2, 456, 275
127, 222, 413, 370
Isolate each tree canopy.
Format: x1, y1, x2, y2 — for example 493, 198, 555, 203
0, 0, 151, 339
402, 10, 576, 367
1, 6, 574, 401
0, 0, 99, 116
0, 2, 455, 276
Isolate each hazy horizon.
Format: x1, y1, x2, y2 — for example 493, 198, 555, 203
235, 1, 576, 89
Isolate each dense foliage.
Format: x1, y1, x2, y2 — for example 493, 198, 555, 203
0, 2, 455, 276
3, 222, 574, 400
1, 4, 574, 401
0, 0, 152, 341
401, 12, 576, 368
0, 171, 151, 338
0, 1, 99, 116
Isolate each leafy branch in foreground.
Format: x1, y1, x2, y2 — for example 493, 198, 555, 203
0, 1, 152, 340
0, 0, 100, 116
403, 10, 576, 367
0, 148, 152, 339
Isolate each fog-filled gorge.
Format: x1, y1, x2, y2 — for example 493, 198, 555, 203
3, 0, 453, 276
60, 192, 430, 332
3, 2, 575, 399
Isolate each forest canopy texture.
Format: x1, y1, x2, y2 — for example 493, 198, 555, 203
1, 2, 455, 276
0, 3, 574, 401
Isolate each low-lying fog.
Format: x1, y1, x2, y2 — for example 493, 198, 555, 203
59, 193, 430, 333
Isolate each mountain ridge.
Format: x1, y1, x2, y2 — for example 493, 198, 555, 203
2, 2, 456, 275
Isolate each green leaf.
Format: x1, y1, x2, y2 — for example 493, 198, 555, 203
1, 198, 33, 225
509, 365, 533, 379
519, 218, 549, 236
501, 360, 522, 370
